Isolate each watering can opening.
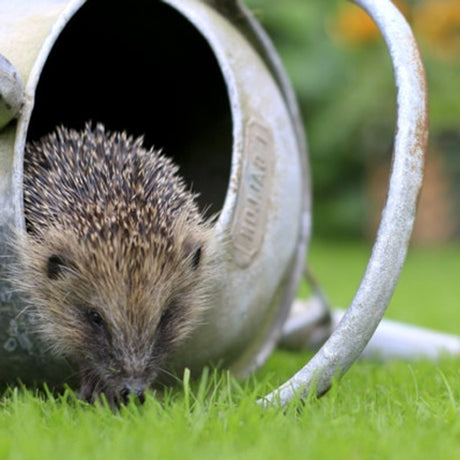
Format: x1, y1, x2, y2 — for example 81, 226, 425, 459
26, 0, 233, 218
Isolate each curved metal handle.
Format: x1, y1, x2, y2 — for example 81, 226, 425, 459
260, 0, 428, 406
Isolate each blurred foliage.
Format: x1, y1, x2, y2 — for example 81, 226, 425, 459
244, 0, 460, 238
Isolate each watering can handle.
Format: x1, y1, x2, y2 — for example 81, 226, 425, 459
261, 0, 428, 406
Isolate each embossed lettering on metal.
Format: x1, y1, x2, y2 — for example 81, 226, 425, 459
231, 120, 275, 268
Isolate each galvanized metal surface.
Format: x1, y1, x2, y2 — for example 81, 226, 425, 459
261, 0, 428, 406
0, 0, 311, 384
161, 0, 309, 378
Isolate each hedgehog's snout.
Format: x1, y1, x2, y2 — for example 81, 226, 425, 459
119, 379, 146, 405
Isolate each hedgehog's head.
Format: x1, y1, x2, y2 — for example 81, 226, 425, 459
18, 124, 217, 406
17, 219, 213, 406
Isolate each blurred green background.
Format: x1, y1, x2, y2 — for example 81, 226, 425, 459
245, 0, 460, 242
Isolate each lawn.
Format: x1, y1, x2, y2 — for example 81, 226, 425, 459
1, 240, 460, 459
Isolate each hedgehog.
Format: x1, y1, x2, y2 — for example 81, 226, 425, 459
14, 123, 215, 406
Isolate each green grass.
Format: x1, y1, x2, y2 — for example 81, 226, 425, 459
2, 240, 460, 459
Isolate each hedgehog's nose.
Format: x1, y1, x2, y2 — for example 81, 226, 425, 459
120, 383, 146, 405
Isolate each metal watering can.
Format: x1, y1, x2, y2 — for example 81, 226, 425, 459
0, 0, 456, 404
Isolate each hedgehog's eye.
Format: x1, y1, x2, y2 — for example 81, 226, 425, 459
183, 239, 202, 271
86, 308, 105, 330
159, 304, 177, 327
158, 302, 182, 332
191, 246, 201, 270
155, 302, 182, 352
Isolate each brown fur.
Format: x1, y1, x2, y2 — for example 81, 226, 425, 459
13, 124, 214, 405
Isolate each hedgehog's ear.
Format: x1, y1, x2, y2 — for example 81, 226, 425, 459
46, 254, 72, 279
